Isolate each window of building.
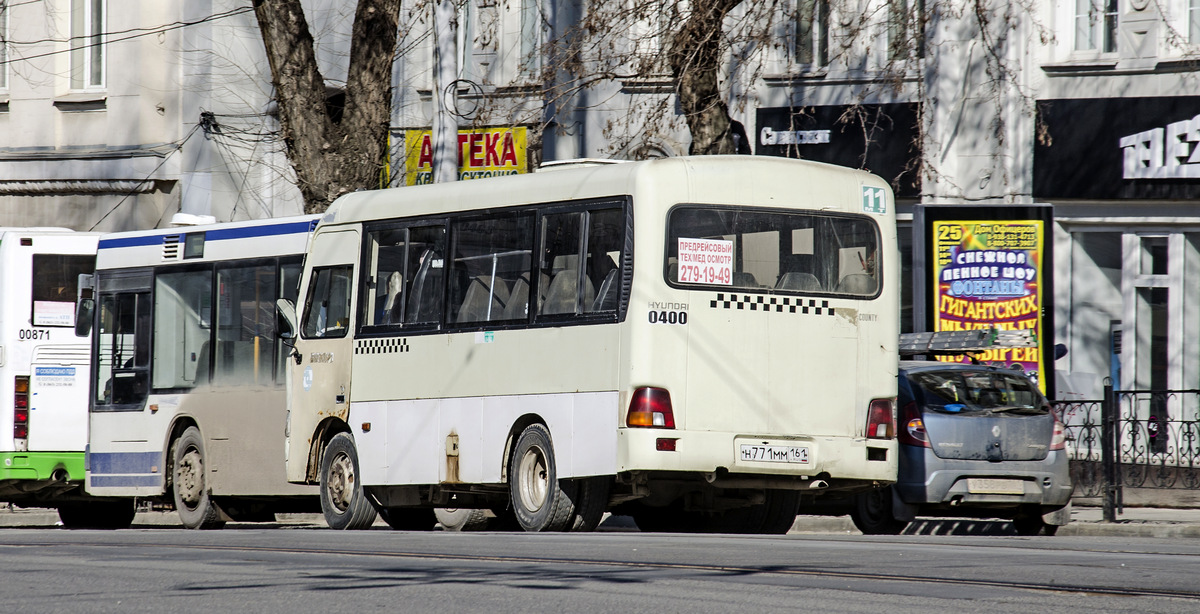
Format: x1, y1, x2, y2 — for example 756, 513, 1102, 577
1074, 0, 1118, 53
1190, 0, 1200, 44
70, 0, 105, 90
795, 0, 829, 66
519, 0, 542, 77
1, 1, 9, 90
887, 0, 925, 62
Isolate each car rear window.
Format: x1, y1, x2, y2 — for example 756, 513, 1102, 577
909, 369, 1046, 414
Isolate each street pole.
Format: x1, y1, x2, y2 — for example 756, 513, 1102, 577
432, 0, 459, 183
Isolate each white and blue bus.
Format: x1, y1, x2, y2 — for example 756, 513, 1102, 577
280, 156, 900, 532
80, 216, 320, 528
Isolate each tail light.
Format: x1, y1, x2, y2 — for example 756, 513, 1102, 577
897, 401, 929, 447
626, 387, 675, 428
14, 376, 29, 441
1050, 420, 1066, 451
866, 398, 895, 439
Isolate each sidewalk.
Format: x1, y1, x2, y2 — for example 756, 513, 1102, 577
4, 504, 1200, 537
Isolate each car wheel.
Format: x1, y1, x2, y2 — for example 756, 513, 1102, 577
850, 486, 908, 535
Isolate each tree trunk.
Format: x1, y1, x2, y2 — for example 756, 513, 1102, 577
668, 0, 742, 156
252, 0, 401, 213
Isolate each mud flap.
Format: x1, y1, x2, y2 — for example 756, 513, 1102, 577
892, 488, 918, 522
1043, 500, 1072, 526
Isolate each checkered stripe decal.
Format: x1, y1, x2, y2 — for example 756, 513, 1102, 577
355, 338, 410, 355
710, 293, 834, 316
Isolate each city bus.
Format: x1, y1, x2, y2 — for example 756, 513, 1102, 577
278, 156, 899, 532
0, 228, 135, 527
78, 216, 320, 529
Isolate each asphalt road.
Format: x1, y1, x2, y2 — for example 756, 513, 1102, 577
2, 527, 1199, 613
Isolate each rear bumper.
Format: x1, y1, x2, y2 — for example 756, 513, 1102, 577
618, 428, 897, 487
0, 452, 85, 482
895, 445, 1072, 508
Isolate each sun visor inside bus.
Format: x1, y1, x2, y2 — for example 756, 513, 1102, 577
97, 270, 153, 293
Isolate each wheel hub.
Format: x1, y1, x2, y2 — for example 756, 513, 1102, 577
327, 452, 355, 512
517, 445, 548, 512
176, 449, 203, 507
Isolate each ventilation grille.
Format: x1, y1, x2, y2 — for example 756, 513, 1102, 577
162, 235, 182, 260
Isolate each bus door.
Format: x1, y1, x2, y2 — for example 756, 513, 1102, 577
287, 229, 359, 481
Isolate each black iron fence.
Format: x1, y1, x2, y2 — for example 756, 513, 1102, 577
1054, 386, 1200, 520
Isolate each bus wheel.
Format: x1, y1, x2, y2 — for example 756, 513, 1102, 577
849, 486, 907, 535
58, 499, 136, 529
508, 424, 576, 532
320, 432, 378, 530
378, 507, 437, 531
173, 427, 226, 530
755, 490, 801, 534
435, 508, 491, 531
568, 476, 611, 532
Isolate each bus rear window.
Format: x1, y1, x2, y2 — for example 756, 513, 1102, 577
32, 254, 95, 326
666, 207, 879, 297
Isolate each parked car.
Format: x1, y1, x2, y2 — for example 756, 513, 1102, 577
850, 360, 1073, 536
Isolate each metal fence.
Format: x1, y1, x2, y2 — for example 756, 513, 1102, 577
1054, 387, 1200, 520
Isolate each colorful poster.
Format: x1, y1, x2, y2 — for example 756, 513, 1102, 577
932, 220, 1047, 392
404, 126, 528, 186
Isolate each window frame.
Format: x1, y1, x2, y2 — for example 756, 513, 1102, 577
352, 197, 632, 339
30, 254, 95, 327
794, 0, 830, 68
663, 204, 883, 299
69, 0, 106, 91
300, 264, 356, 340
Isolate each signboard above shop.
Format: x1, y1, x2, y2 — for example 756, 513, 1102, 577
756, 103, 922, 198
402, 126, 529, 186
1034, 96, 1200, 200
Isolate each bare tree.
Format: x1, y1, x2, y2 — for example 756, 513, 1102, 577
252, 0, 401, 213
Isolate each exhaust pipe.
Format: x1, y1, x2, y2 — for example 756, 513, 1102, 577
808, 480, 829, 489
50, 468, 69, 483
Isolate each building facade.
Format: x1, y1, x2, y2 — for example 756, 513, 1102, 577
0, 0, 308, 232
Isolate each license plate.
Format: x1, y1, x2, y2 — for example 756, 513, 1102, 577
967, 478, 1024, 495
739, 444, 809, 464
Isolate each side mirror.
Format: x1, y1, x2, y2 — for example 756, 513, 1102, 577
74, 297, 95, 337
276, 298, 298, 339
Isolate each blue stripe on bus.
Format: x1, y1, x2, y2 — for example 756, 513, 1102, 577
87, 451, 161, 475
89, 475, 163, 488
98, 219, 316, 250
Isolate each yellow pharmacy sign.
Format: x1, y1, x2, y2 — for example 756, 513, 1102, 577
404, 126, 528, 186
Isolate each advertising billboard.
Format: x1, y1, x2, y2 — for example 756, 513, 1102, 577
915, 206, 1055, 396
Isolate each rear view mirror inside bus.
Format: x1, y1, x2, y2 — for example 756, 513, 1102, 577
276, 298, 298, 339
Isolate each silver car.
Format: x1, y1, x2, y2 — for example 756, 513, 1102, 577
851, 361, 1073, 536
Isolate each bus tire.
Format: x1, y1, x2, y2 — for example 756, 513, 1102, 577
320, 432, 378, 530
849, 486, 907, 535
173, 427, 226, 530
755, 490, 801, 534
568, 476, 611, 532
508, 423, 576, 532
58, 499, 136, 529
435, 508, 491, 531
